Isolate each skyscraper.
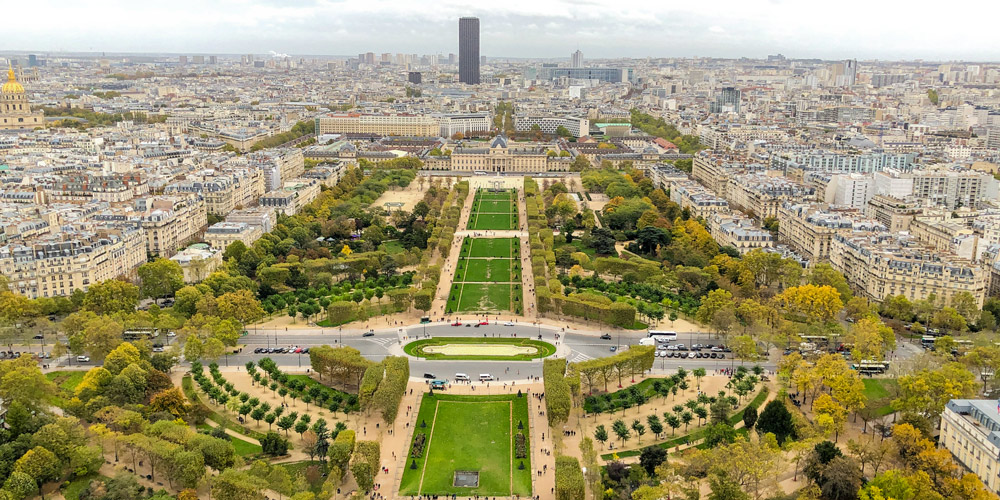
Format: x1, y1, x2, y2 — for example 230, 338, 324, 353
571, 50, 583, 68
458, 17, 480, 84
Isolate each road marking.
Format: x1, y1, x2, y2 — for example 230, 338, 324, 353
569, 352, 593, 363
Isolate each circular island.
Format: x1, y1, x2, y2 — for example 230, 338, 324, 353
403, 337, 557, 361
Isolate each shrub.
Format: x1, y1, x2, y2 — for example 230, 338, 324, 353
515, 432, 527, 459
411, 433, 427, 458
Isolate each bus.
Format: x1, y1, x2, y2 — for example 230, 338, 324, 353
852, 361, 890, 375
647, 330, 678, 342
920, 336, 936, 349
800, 335, 831, 346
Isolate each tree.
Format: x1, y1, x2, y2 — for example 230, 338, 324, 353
850, 317, 895, 362
149, 387, 190, 418
708, 472, 750, 500
212, 468, 267, 500
819, 456, 863, 500
813, 394, 848, 441
612, 419, 630, 444
743, 405, 758, 430
261, 431, 288, 457
138, 258, 184, 304
217, 289, 265, 327
756, 400, 795, 444
697, 289, 735, 326
594, 425, 608, 449
639, 445, 668, 475
554, 456, 585, 500
776, 284, 844, 323
893, 362, 977, 419
83, 279, 139, 315
14, 446, 61, 495
0, 360, 55, 413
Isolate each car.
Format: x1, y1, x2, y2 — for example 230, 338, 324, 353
42, 352, 50, 359
294, 347, 303, 353
362, 331, 375, 337
465, 323, 472, 327
452, 321, 462, 326
474, 323, 480, 328
480, 321, 489, 326
503, 322, 515, 326
710, 352, 717, 358
33, 334, 43, 339
77, 355, 90, 362
166, 331, 177, 337
254, 348, 263, 354
600, 334, 612, 340
676, 344, 686, 349
668, 352, 675, 358
610, 346, 617, 352
152, 347, 164, 352
424, 373, 436, 379
302, 347, 310, 354
687, 352, 696, 359
718, 354, 725, 359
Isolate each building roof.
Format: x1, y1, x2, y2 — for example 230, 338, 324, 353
2, 65, 25, 95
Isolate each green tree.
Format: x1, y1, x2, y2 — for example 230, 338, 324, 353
83, 280, 139, 315
138, 258, 184, 304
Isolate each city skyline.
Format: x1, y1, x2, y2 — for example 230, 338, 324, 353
4, 0, 1000, 61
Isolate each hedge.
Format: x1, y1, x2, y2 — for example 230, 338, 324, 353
359, 361, 384, 409
543, 358, 573, 425
328, 429, 355, 477
555, 456, 585, 500
371, 356, 409, 424
351, 440, 380, 491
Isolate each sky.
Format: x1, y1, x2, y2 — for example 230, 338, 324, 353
4, 0, 1000, 61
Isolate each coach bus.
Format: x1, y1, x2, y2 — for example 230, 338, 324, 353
852, 361, 890, 375
647, 330, 678, 342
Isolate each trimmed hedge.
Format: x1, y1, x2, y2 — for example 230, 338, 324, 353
543, 358, 573, 425
372, 356, 409, 424
554, 456, 585, 500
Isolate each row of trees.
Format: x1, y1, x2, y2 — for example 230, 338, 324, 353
571, 345, 656, 394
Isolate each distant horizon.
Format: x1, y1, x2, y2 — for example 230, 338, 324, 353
2, 49, 998, 66
3, 0, 1000, 62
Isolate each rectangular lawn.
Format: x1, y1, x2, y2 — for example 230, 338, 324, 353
462, 259, 512, 282
399, 394, 532, 497
457, 283, 512, 312
469, 213, 515, 231
469, 238, 515, 258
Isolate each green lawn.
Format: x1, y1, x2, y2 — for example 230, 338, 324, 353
381, 240, 406, 255
469, 213, 516, 230
467, 237, 516, 258
403, 337, 557, 361
400, 394, 531, 497
455, 284, 515, 312
46, 370, 87, 391
476, 200, 512, 213
230, 435, 263, 456
461, 259, 513, 282
862, 379, 898, 416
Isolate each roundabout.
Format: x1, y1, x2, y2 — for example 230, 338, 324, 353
403, 336, 557, 361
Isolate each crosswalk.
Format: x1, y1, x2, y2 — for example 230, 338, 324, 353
366, 337, 398, 348
569, 351, 593, 363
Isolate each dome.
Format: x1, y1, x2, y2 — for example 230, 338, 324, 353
2, 65, 25, 94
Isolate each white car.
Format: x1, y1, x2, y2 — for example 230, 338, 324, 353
77, 355, 90, 362
166, 331, 177, 337
687, 352, 696, 359
503, 322, 515, 326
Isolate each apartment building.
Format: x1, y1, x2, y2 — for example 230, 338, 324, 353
648, 164, 690, 191
137, 195, 207, 257
726, 174, 816, 219
874, 169, 999, 209
513, 115, 590, 137
865, 195, 923, 233
225, 207, 276, 233
827, 173, 874, 209
246, 149, 305, 192
165, 168, 265, 215
708, 212, 775, 254
940, 400, 1000, 495
204, 222, 263, 251
45, 173, 150, 204
259, 179, 320, 216
0, 225, 146, 298
777, 203, 884, 264
670, 181, 730, 220
315, 113, 439, 137
170, 244, 223, 283
829, 232, 986, 307
909, 215, 978, 261
691, 152, 770, 198
772, 151, 915, 175
438, 114, 491, 138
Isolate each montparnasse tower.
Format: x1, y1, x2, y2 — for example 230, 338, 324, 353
1, 63, 44, 130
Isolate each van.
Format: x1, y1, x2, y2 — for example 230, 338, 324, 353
77, 355, 90, 362
479, 374, 494, 381
455, 373, 470, 381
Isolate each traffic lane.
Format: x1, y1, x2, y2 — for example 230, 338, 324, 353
409, 359, 543, 381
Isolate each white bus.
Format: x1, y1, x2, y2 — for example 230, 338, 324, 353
852, 361, 890, 374
647, 330, 678, 342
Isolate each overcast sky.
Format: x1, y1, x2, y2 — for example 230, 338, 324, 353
4, 0, 999, 61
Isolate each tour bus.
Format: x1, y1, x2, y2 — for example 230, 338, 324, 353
852, 361, 890, 375
920, 336, 936, 349
647, 330, 678, 342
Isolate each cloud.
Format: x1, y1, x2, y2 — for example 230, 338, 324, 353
2, 0, 999, 59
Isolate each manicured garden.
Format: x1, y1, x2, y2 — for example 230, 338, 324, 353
403, 337, 557, 361
862, 378, 898, 416
399, 393, 532, 497
448, 237, 523, 314
467, 189, 519, 230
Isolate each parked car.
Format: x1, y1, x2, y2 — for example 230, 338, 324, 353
480, 321, 489, 326
503, 322, 515, 326
77, 355, 90, 362
451, 321, 462, 326
33, 334, 43, 339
